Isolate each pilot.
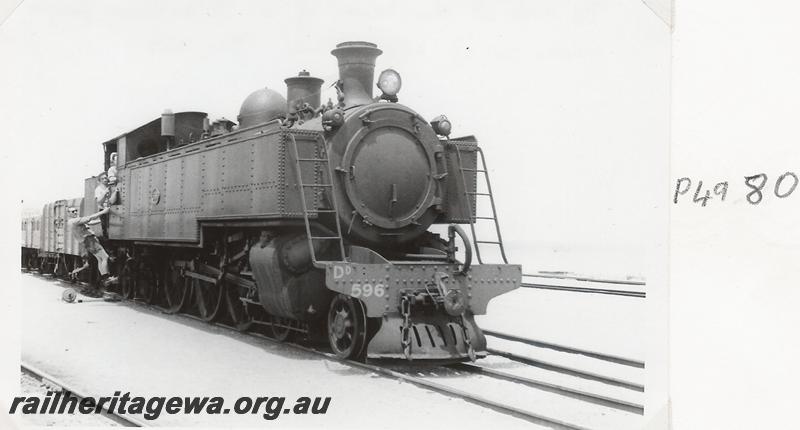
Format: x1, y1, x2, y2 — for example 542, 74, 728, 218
67, 206, 117, 287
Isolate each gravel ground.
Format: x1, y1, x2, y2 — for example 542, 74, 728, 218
15, 371, 119, 427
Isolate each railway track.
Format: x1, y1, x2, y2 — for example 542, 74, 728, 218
520, 283, 646, 298
449, 363, 644, 415
333, 355, 595, 430
26, 271, 641, 429
486, 348, 644, 392
484, 330, 645, 368
483, 330, 644, 392
20, 362, 148, 427
444, 332, 645, 415
215, 321, 597, 429
523, 273, 646, 286
521, 273, 646, 298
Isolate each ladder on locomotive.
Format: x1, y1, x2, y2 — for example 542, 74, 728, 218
288, 134, 347, 267
454, 144, 509, 264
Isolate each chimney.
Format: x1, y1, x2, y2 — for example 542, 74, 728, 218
285, 70, 324, 112
331, 41, 382, 108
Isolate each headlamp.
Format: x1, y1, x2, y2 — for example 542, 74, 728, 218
377, 69, 402, 98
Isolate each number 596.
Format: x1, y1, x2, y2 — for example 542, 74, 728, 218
351, 283, 386, 298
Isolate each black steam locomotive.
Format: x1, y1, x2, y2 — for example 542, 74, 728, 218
22, 41, 521, 362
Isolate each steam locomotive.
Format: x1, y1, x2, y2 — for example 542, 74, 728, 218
21, 41, 521, 362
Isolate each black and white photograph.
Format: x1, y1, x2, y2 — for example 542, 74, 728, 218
2, 0, 798, 429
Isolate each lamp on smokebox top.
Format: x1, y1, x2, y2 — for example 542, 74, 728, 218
430, 115, 452, 137
377, 69, 402, 102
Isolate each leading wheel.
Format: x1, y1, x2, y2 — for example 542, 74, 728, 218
327, 295, 367, 360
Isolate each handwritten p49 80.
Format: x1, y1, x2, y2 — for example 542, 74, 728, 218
673, 171, 798, 206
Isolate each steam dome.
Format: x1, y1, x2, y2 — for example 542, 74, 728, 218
237, 88, 288, 128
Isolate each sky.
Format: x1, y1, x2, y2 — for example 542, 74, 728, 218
0, 0, 670, 278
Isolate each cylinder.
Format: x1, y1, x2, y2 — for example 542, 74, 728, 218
248, 233, 332, 320
161, 109, 175, 137
285, 70, 324, 112
331, 41, 382, 108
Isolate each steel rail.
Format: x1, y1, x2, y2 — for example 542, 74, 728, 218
522, 273, 646, 286
449, 363, 644, 415
487, 349, 644, 392
483, 330, 645, 368
520, 282, 646, 298
20, 362, 148, 427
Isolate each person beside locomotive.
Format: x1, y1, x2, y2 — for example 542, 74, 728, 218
107, 152, 118, 184
106, 152, 120, 205
63, 150, 121, 286
91, 172, 111, 215
67, 205, 117, 288
88, 168, 119, 237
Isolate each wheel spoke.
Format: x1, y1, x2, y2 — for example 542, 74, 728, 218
226, 283, 253, 331
193, 274, 225, 323
162, 262, 188, 314
327, 295, 367, 360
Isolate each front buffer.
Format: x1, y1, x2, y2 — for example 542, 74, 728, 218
324, 261, 521, 361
